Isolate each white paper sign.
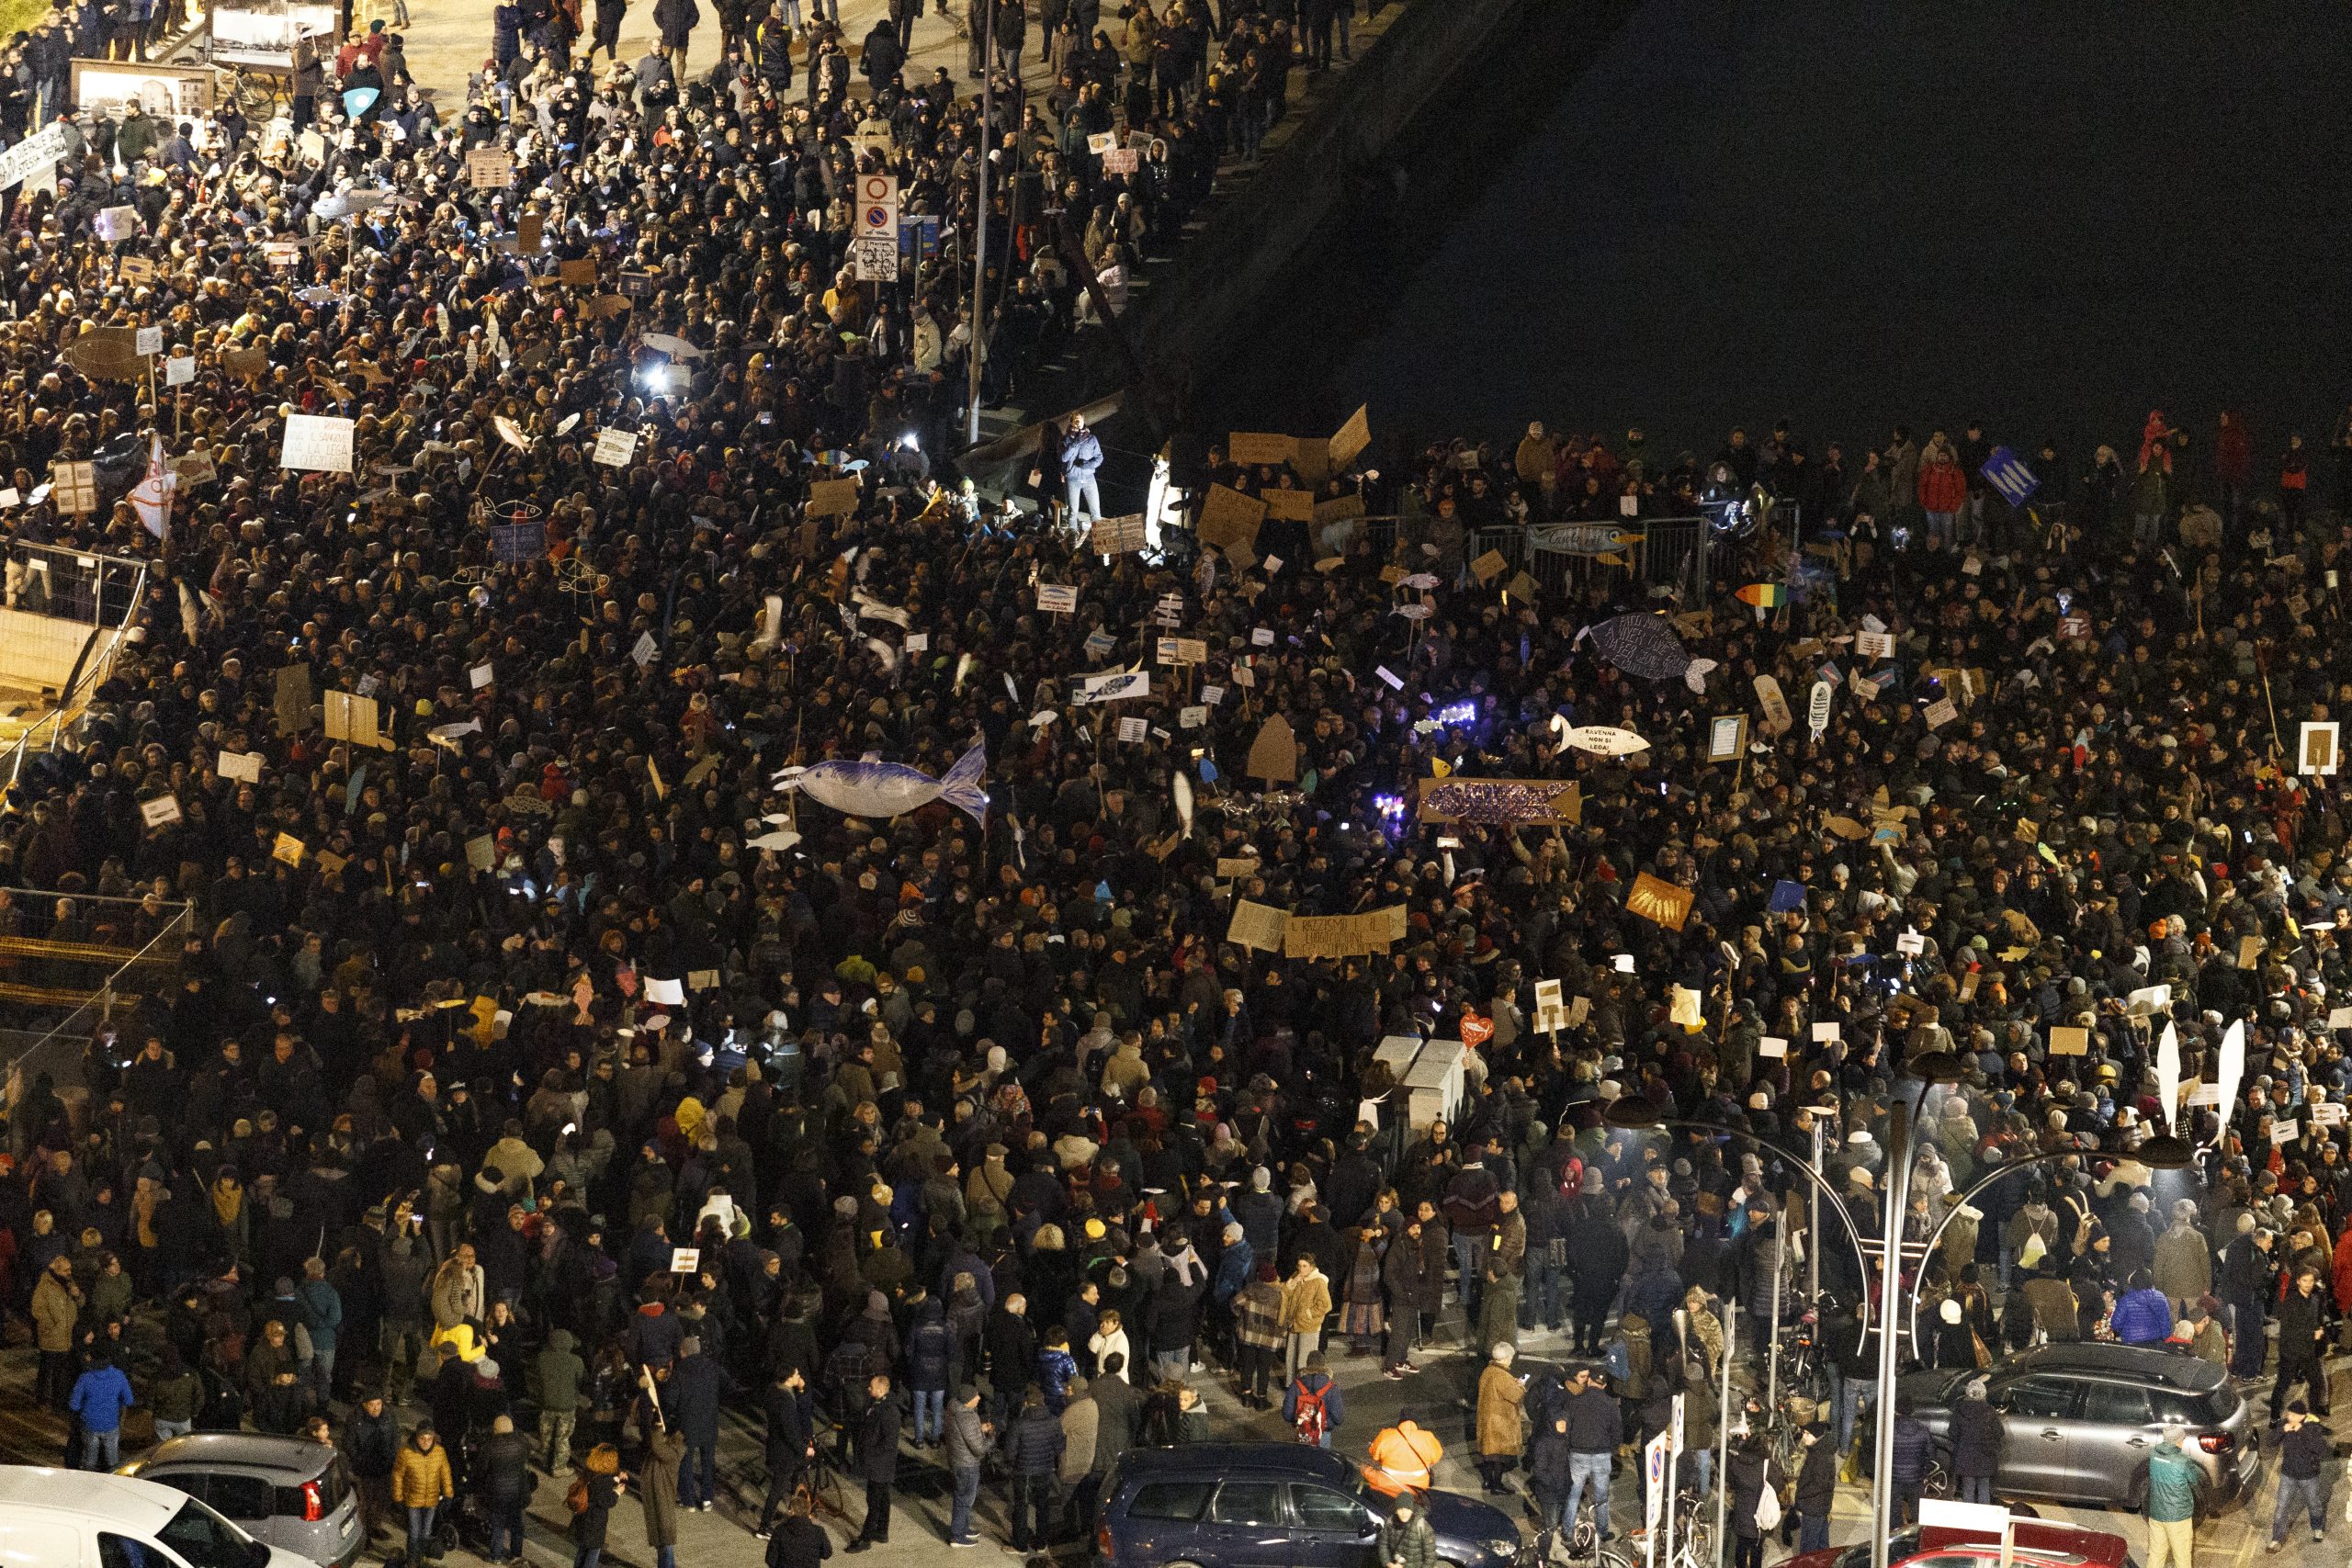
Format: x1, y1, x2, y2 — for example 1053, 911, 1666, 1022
1811, 1021, 1841, 1043
1117, 716, 1148, 743
165, 355, 195, 387
2185, 1082, 2224, 1107
94, 204, 139, 242
1896, 931, 1925, 956
631, 631, 658, 667
1180, 705, 1207, 728
134, 326, 163, 357
593, 428, 639, 467
1855, 631, 1895, 660
139, 795, 181, 827
669, 1247, 701, 1274
646, 977, 686, 1006
1758, 1035, 1788, 1058
1203, 685, 1226, 705
1375, 666, 1404, 691
469, 664, 492, 689
1251, 627, 1275, 647
2315, 1102, 2347, 1127
218, 750, 264, 782
904, 633, 929, 653
2330, 1007, 2352, 1031
2269, 1119, 2298, 1145
1037, 584, 1079, 614
279, 413, 355, 473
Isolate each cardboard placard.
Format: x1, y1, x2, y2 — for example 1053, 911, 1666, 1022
467, 147, 514, 187
1283, 905, 1408, 961
1227, 432, 1295, 466
2237, 935, 2266, 970
279, 412, 355, 473
273, 832, 305, 866
1329, 404, 1371, 469
1196, 484, 1267, 553
1088, 513, 1148, 553
1245, 715, 1300, 782
1924, 696, 1959, 730
1470, 548, 1508, 585
1414, 776, 1582, 826
1226, 899, 1290, 953
2048, 1026, 2089, 1055
1754, 674, 1792, 736
1264, 488, 1315, 522
560, 257, 597, 288
805, 476, 861, 517
1626, 872, 1693, 931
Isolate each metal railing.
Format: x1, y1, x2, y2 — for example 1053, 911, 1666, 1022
2, 539, 146, 626
0, 540, 149, 800
0, 897, 191, 1148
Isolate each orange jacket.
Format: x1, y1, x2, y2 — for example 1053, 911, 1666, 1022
1368, 1420, 1445, 1489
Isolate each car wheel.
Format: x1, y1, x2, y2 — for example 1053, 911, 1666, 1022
2123, 1467, 2148, 1513
1923, 1450, 1953, 1499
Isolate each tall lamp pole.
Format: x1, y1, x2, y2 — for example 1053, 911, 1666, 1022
964, 0, 996, 446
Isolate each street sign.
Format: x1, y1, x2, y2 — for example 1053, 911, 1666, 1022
1669, 1392, 1684, 1454
855, 173, 899, 244
1643, 1430, 1669, 1535
899, 213, 941, 263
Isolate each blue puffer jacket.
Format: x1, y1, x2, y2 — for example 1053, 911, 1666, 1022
2109, 1287, 2173, 1346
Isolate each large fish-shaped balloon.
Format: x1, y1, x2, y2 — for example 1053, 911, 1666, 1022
775, 739, 988, 827
1577, 614, 1719, 694
2156, 1020, 2180, 1136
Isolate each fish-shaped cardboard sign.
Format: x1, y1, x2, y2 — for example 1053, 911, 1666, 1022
774, 739, 987, 827
1559, 725, 1649, 757
1577, 614, 1718, 694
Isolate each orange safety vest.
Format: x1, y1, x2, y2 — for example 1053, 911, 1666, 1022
1367, 1421, 1445, 1491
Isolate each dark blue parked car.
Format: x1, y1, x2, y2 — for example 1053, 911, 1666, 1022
1099, 1442, 1522, 1568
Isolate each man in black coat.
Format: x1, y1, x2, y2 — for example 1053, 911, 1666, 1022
2273, 1267, 2329, 1422
847, 1373, 899, 1551
983, 1292, 1036, 1427
757, 1367, 815, 1539
670, 1337, 739, 1511
476, 1413, 534, 1562
1562, 1195, 1629, 1357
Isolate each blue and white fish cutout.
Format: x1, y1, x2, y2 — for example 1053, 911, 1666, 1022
775, 739, 988, 827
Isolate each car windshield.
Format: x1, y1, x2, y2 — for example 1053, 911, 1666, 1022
157, 1500, 254, 1568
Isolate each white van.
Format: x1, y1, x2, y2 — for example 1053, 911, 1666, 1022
0, 1466, 318, 1568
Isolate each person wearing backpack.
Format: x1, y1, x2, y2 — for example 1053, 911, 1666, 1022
1283, 1353, 1343, 1448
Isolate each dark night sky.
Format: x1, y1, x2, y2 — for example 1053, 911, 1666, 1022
1298, 0, 2352, 473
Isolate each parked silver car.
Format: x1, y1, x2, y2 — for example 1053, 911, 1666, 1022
123, 1432, 366, 1567
1899, 1342, 2262, 1511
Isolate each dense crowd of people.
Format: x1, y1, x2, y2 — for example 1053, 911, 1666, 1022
0, 0, 2349, 1565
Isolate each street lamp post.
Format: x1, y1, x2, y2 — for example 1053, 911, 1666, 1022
1600, 1100, 1880, 1330
1903, 1136, 2201, 1360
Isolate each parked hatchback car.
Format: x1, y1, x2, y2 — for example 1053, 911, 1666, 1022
122, 1432, 366, 1568
1099, 1442, 1521, 1568
1897, 1342, 2260, 1510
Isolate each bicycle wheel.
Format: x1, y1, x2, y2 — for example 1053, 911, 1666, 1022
1679, 1513, 1715, 1568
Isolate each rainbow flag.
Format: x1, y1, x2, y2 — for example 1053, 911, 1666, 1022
1736, 582, 1787, 608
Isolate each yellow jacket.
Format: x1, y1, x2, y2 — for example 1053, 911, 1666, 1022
390, 1440, 454, 1508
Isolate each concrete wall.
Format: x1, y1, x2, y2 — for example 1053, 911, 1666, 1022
0, 607, 100, 695
1127, 0, 1534, 414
